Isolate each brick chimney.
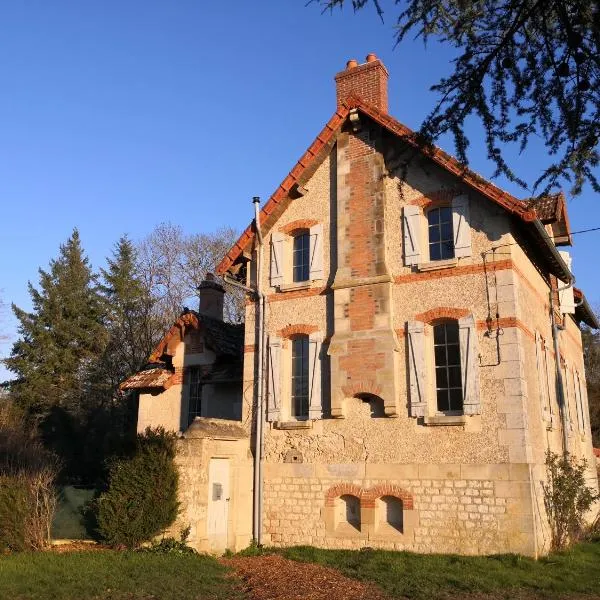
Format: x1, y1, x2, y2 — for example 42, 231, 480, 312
198, 273, 225, 321
335, 53, 389, 112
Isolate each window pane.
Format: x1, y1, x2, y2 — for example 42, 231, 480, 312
429, 226, 440, 243
433, 324, 446, 344
291, 336, 309, 417
427, 208, 440, 226
430, 244, 441, 261
435, 367, 448, 388
434, 345, 447, 366
449, 388, 464, 411
448, 366, 462, 387
441, 222, 453, 241
445, 322, 459, 343
440, 206, 452, 222
447, 344, 460, 366
440, 242, 455, 260
437, 389, 449, 412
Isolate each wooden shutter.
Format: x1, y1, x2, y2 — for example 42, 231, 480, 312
403, 206, 422, 266
267, 337, 281, 422
452, 195, 472, 258
270, 232, 285, 287
308, 333, 322, 419
535, 332, 552, 425
407, 321, 426, 417
543, 340, 556, 429
458, 315, 481, 415
563, 362, 574, 431
574, 370, 585, 434
309, 223, 324, 281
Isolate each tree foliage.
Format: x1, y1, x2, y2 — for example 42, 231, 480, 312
582, 324, 600, 447
91, 427, 179, 548
318, 0, 600, 195
5, 229, 107, 417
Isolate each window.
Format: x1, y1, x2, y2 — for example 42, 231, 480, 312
378, 496, 403, 533
291, 336, 309, 418
427, 207, 454, 261
292, 231, 310, 282
337, 495, 360, 531
433, 322, 463, 412
188, 367, 202, 424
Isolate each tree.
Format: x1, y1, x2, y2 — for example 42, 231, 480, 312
582, 324, 600, 447
5, 230, 107, 418
317, 0, 600, 195
137, 223, 244, 326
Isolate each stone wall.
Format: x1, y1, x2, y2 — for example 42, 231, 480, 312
262, 462, 535, 555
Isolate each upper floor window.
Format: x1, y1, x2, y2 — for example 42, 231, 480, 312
433, 321, 463, 412
293, 231, 310, 282
291, 335, 309, 418
427, 207, 454, 261
188, 366, 202, 424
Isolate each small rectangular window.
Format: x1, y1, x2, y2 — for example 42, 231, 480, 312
188, 367, 202, 424
428, 207, 455, 261
293, 232, 310, 282
291, 336, 309, 418
433, 322, 463, 412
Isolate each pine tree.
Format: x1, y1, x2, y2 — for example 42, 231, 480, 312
6, 229, 107, 418
97, 235, 158, 396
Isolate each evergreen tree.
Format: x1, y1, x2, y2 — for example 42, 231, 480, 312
6, 229, 107, 418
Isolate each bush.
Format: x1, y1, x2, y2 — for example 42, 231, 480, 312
542, 450, 599, 550
91, 427, 179, 548
137, 526, 196, 555
0, 403, 58, 551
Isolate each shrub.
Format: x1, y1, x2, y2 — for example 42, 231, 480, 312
91, 427, 179, 548
0, 403, 58, 551
542, 450, 599, 550
137, 526, 196, 555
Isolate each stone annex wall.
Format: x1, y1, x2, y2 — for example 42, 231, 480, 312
262, 463, 535, 555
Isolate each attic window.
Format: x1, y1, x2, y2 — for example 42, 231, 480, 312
293, 231, 310, 282
427, 207, 454, 261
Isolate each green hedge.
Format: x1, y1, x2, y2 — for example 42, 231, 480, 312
91, 427, 179, 548
0, 475, 30, 551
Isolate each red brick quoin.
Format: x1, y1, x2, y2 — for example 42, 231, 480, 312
325, 483, 414, 510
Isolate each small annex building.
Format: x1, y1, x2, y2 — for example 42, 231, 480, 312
124, 56, 599, 557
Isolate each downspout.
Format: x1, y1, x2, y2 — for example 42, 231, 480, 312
253, 197, 266, 546
222, 197, 265, 546
533, 219, 574, 454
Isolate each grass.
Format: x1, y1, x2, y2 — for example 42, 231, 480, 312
264, 539, 600, 599
0, 550, 244, 600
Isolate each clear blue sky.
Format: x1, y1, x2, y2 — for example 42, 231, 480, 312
1, 1, 599, 380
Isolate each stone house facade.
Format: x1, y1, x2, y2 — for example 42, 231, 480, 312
126, 56, 599, 556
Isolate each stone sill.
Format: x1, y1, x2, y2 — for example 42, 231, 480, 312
423, 415, 466, 426
417, 258, 458, 272
274, 420, 313, 430
278, 280, 323, 292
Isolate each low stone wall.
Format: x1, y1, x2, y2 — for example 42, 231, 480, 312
262, 462, 536, 556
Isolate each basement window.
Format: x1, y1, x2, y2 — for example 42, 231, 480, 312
336, 494, 361, 531
378, 496, 403, 533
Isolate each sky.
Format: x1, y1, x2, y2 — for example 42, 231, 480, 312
1, 1, 599, 381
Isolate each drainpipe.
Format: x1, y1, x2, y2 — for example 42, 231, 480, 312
252, 197, 266, 546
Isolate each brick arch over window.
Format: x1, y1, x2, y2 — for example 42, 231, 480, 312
277, 324, 318, 339
341, 381, 383, 398
364, 484, 414, 509
278, 219, 319, 235
414, 307, 470, 324
409, 188, 462, 210
324, 483, 367, 507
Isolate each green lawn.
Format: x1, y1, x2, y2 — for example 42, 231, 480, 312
0, 551, 244, 600
271, 540, 600, 599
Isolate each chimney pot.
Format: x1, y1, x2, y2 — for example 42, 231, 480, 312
346, 59, 358, 69
366, 53, 377, 63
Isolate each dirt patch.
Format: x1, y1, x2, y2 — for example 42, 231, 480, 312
47, 541, 109, 552
222, 554, 391, 600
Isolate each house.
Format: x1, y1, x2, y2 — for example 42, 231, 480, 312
125, 55, 599, 556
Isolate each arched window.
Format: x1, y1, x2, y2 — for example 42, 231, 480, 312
292, 231, 310, 282
378, 496, 403, 532
433, 321, 463, 412
427, 206, 454, 260
291, 335, 309, 418
336, 494, 360, 530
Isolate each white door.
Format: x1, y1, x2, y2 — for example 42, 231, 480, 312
207, 458, 230, 553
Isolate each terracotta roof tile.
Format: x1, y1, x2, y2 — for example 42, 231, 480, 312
120, 367, 174, 391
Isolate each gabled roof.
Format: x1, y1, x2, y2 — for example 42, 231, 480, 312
526, 192, 572, 246
120, 366, 174, 391
216, 95, 541, 276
